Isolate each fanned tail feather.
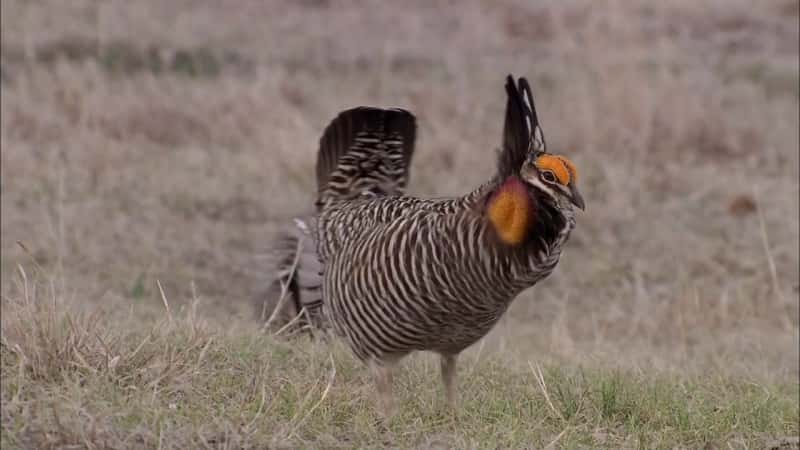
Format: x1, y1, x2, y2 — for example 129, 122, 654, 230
316, 107, 417, 210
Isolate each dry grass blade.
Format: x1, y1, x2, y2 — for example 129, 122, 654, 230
195, 337, 213, 369
543, 427, 570, 450
264, 236, 304, 332
286, 353, 337, 440
530, 361, 565, 422
753, 186, 791, 331
274, 306, 309, 337
156, 279, 173, 325
243, 382, 269, 433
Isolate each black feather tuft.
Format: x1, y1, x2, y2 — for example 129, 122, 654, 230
497, 74, 546, 179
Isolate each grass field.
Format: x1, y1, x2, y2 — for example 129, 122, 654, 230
1, 0, 798, 448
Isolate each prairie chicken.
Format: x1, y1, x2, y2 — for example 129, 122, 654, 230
260, 75, 584, 418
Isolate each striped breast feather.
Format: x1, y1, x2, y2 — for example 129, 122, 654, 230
316, 107, 417, 210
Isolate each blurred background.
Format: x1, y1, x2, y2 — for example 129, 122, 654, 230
1, 0, 798, 382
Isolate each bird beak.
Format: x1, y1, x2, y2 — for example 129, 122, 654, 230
569, 184, 585, 211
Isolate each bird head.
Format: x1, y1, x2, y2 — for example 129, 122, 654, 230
519, 152, 585, 212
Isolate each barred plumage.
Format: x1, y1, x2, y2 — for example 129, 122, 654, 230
255, 108, 417, 334
260, 75, 584, 418
318, 191, 574, 362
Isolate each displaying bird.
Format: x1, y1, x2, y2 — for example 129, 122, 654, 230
260, 75, 584, 419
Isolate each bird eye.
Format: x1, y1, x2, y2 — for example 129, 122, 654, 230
541, 171, 556, 183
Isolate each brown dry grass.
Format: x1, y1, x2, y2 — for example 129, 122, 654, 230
1, 0, 798, 447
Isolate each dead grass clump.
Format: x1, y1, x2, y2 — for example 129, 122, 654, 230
1, 267, 211, 387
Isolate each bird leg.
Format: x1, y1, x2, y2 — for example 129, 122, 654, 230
371, 360, 396, 421
440, 353, 458, 410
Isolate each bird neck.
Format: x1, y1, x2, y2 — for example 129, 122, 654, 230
466, 175, 566, 250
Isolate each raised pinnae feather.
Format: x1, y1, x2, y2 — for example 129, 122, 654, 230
497, 75, 546, 179
517, 77, 546, 155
